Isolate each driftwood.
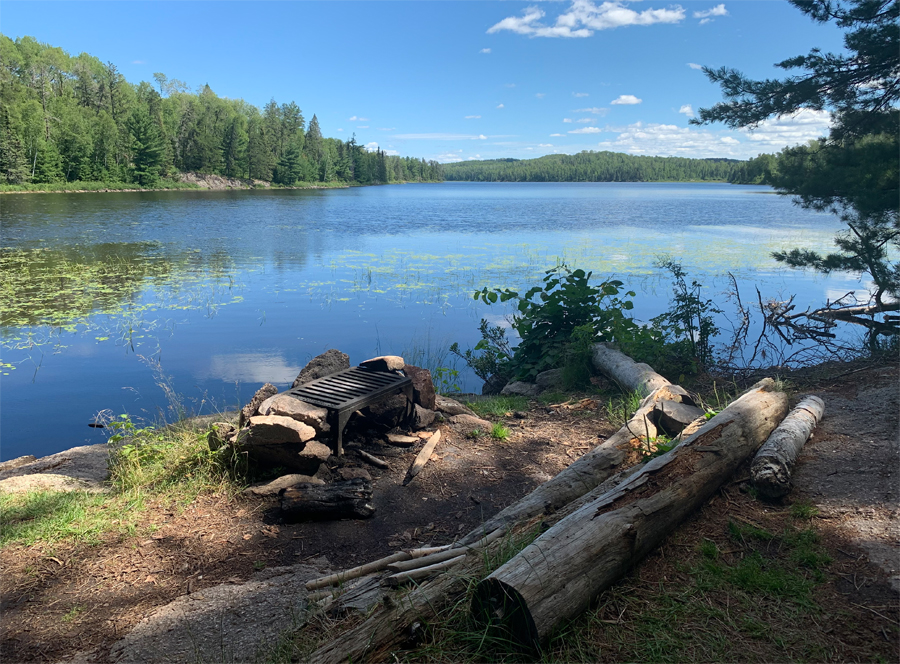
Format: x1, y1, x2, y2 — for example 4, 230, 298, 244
751, 395, 825, 498
305, 551, 412, 591
591, 343, 672, 397
472, 379, 788, 651
402, 430, 441, 485
384, 554, 468, 586
280, 479, 375, 521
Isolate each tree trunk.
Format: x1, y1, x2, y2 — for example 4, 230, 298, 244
591, 343, 672, 397
751, 395, 825, 498
280, 479, 375, 521
472, 380, 787, 651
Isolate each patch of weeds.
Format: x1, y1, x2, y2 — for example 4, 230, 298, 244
433, 366, 462, 394
491, 423, 510, 441
790, 499, 818, 520
253, 560, 267, 571
603, 390, 643, 428
62, 605, 84, 622
538, 391, 568, 405
465, 395, 527, 418
466, 429, 482, 440
700, 538, 720, 560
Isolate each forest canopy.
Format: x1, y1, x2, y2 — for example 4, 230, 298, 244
0, 35, 443, 187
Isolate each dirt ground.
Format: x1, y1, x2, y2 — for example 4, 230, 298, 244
1, 360, 897, 663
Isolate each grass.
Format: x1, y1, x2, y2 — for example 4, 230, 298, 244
0, 416, 244, 548
464, 395, 528, 419
491, 423, 510, 440
0, 179, 201, 193
603, 390, 643, 427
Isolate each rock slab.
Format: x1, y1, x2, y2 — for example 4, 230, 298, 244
292, 349, 350, 388
403, 364, 436, 410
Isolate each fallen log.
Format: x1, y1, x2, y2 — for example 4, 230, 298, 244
280, 479, 375, 521
305, 551, 413, 591
751, 395, 825, 499
591, 343, 671, 397
402, 430, 441, 486
456, 384, 690, 546
472, 379, 787, 651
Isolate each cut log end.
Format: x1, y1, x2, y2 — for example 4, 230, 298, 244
472, 578, 540, 654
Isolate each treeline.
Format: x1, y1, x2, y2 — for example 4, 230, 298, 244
0, 35, 443, 187
442, 150, 768, 183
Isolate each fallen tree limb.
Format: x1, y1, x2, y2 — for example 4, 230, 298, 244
591, 343, 672, 397
357, 449, 389, 468
305, 551, 413, 591
751, 395, 825, 498
385, 554, 468, 587
472, 379, 787, 651
403, 430, 441, 486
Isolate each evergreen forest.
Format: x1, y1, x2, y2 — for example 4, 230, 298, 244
443, 150, 770, 183
0, 35, 443, 188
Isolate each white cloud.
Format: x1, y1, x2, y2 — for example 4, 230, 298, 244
573, 92, 590, 98
563, 118, 574, 123
569, 126, 602, 134
365, 142, 379, 152
337, 128, 344, 132
574, 107, 608, 115
538, 143, 554, 147
348, 116, 370, 122
497, 103, 505, 109
465, 115, 482, 119
132, 60, 146, 65
536, 93, 546, 98
740, 109, 832, 148
393, 133, 488, 140
357, 125, 369, 129
467, 154, 483, 160
435, 152, 464, 163
480, 48, 491, 54
377, 127, 396, 131
488, 1, 686, 38
505, 83, 517, 88
576, 117, 593, 123
611, 94, 642, 105
678, 104, 694, 117
694, 4, 728, 19
550, 133, 565, 137
687, 62, 703, 70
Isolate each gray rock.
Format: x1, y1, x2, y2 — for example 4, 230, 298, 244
385, 433, 419, 447
240, 383, 278, 428
336, 467, 372, 482
482, 374, 506, 395
247, 415, 317, 444
258, 394, 331, 434
0, 473, 104, 494
297, 441, 333, 464
411, 404, 436, 430
501, 381, 542, 397
292, 349, 350, 388
360, 355, 405, 372
361, 393, 410, 428
449, 414, 493, 434
403, 364, 436, 410
434, 395, 476, 417
0, 455, 36, 473
243, 474, 323, 497
535, 368, 564, 390
0, 443, 110, 487
207, 422, 235, 451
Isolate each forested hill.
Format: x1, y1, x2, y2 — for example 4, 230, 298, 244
0, 35, 442, 189
443, 151, 767, 183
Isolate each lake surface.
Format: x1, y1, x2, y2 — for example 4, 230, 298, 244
1, 182, 860, 460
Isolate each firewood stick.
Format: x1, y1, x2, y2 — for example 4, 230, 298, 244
357, 449, 389, 468
407, 545, 451, 558
402, 430, 441, 485
384, 554, 467, 587
305, 551, 412, 590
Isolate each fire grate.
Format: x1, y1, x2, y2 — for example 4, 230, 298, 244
285, 366, 413, 456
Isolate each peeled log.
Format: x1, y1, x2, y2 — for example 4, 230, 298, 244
472, 379, 787, 651
751, 396, 825, 499
280, 479, 375, 521
591, 343, 671, 397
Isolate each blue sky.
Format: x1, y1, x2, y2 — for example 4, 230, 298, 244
2, 1, 845, 162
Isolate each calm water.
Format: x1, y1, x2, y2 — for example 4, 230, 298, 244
1, 182, 858, 460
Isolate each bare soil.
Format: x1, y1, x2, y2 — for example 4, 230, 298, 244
1, 360, 897, 663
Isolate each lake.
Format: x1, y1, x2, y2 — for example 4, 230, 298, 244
1, 182, 860, 460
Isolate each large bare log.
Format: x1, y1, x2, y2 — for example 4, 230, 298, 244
280, 479, 375, 521
456, 384, 693, 546
472, 379, 787, 651
751, 395, 825, 499
591, 343, 672, 397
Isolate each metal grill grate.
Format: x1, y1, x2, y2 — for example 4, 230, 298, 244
285, 366, 413, 455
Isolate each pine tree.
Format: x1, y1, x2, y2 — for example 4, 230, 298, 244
127, 106, 164, 186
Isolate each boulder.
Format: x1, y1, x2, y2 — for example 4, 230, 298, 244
403, 364, 437, 410
336, 467, 373, 482
360, 393, 410, 429
247, 415, 316, 444
411, 404, 436, 430
239, 383, 278, 428
359, 355, 405, 372
207, 422, 236, 451
501, 381, 542, 397
535, 368, 564, 391
243, 473, 324, 497
482, 374, 506, 395
257, 394, 331, 434
449, 414, 493, 434
292, 349, 350, 388
297, 441, 333, 466
435, 395, 476, 417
